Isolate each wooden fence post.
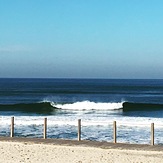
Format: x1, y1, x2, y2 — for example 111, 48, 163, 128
10, 117, 14, 137
44, 118, 47, 139
151, 123, 154, 145
78, 119, 81, 141
113, 121, 117, 143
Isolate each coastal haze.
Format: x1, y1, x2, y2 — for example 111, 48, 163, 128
0, 1, 163, 79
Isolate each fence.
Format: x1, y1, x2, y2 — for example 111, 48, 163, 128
7, 117, 157, 145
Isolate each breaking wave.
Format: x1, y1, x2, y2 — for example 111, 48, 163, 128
51, 101, 123, 110
0, 101, 163, 113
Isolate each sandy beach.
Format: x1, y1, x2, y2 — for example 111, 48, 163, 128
0, 137, 163, 163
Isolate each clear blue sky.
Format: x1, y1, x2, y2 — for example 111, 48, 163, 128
0, 0, 163, 78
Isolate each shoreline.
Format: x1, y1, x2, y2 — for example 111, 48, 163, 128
0, 137, 163, 163
0, 137, 163, 151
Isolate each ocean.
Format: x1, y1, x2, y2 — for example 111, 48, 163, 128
0, 78, 163, 144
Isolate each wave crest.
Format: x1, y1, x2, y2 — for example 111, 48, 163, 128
51, 101, 123, 110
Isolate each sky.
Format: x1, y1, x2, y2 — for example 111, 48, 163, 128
0, 0, 163, 79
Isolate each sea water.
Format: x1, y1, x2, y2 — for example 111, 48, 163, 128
0, 78, 163, 144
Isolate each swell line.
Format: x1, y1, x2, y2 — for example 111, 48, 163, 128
0, 102, 55, 113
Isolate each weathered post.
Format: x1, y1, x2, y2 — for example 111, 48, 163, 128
151, 123, 154, 145
78, 119, 81, 141
113, 121, 117, 143
44, 118, 47, 139
10, 117, 14, 137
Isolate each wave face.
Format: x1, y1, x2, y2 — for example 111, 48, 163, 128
123, 102, 163, 111
0, 102, 55, 114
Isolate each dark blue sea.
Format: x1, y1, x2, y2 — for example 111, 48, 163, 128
0, 78, 163, 144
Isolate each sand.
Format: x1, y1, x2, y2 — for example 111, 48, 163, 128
0, 137, 163, 163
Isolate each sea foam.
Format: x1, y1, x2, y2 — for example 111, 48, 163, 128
51, 101, 123, 110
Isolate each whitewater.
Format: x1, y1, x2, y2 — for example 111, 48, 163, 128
1, 100, 163, 145
51, 101, 123, 110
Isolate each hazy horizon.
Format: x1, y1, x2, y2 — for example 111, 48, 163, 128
1, 1, 163, 79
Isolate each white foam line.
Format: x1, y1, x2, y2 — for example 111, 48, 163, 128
51, 101, 123, 110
